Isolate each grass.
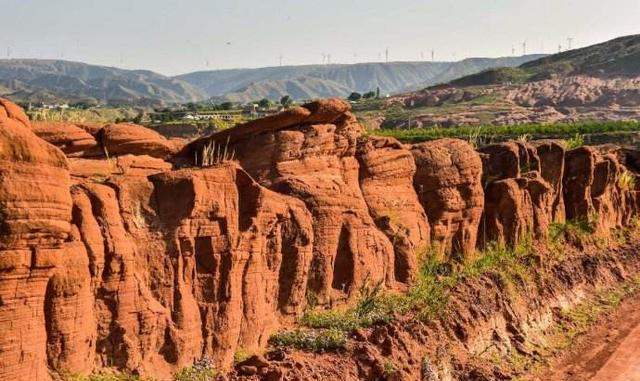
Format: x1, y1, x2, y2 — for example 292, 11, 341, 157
271, 239, 540, 352
233, 348, 251, 364
268, 328, 347, 352
549, 218, 597, 243
27, 107, 138, 124
63, 358, 217, 381
62, 371, 155, 381
173, 357, 217, 381
565, 133, 585, 150
382, 360, 398, 377
372, 120, 640, 144
618, 170, 637, 191
553, 275, 640, 350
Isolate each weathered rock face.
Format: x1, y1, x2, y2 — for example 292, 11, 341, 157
3, 96, 640, 380
531, 140, 566, 222
479, 141, 556, 246
356, 136, 430, 282
411, 139, 484, 262
150, 165, 313, 367
0, 102, 73, 381
32, 121, 101, 157
564, 146, 636, 232
216, 100, 395, 303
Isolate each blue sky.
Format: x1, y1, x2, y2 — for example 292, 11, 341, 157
2, 0, 639, 75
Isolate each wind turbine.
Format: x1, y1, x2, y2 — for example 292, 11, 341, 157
567, 37, 574, 50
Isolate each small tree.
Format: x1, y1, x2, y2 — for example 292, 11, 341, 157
348, 92, 362, 101
376, 86, 380, 99
280, 95, 293, 107
363, 91, 376, 99
258, 98, 272, 108
220, 102, 234, 110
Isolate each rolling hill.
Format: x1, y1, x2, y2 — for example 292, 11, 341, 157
0, 55, 544, 106
0, 59, 207, 106
176, 55, 544, 102
450, 34, 640, 87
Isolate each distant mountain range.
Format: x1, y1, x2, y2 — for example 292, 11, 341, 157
176, 56, 544, 103
4, 34, 640, 106
0, 59, 206, 106
450, 34, 640, 87
0, 55, 544, 106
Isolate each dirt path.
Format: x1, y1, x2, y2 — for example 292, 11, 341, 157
590, 322, 640, 381
535, 294, 640, 381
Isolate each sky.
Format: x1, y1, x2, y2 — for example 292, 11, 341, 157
1, 0, 639, 76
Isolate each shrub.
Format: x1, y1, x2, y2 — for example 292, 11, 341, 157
565, 133, 585, 150
269, 328, 347, 352
549, 218, 596, 243
62, 370, 155, 381
301, 280, 393, 331
173, 357, 217, 381
196, 136, 235, 167
618, 170, 637, 191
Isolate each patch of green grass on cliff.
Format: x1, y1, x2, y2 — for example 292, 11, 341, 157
268, 328, 347, 352
555, 275, 640, 348
173, 357, 218, 381
63, 357, 218, 381
270, 238, 544, 353
372, 120, 640, 144
300, 280, 395, 331
62, 371, 156, 381
298, 239, 538, 334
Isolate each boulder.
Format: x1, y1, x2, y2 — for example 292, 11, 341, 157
0, 97, 30, 128
99, 123, 176, 159
32, 121, 100, 157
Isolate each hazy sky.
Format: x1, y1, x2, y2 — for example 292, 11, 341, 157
2, 0, 639, 75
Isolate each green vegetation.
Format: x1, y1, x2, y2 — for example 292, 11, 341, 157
280, 95, 293, 107
449, 67, 533, 87
372, 120, 640, 144
272, 239, 540, 352
553, 275, 640, 350
549, 218, 597, 243
62, 371, 155, 381
268, 328, 347, 352
62, 358, 217, 381
348, 92, 362, 101
450, 35, 640, 87
382, 360, 398, 377
233, 348, 251, 364
564, 133, 585, 150
618, 170, 637, 191
173, 357, 218, 381
27, 107, 139, 124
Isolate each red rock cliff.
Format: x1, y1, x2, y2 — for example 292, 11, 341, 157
1, 98, 640, 380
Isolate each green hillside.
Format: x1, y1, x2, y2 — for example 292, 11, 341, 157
449, 34, 640, 87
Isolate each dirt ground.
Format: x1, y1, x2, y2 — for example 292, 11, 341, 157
533, 293, 640, 381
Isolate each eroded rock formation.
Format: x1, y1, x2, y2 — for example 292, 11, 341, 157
1, 97, 640, 380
